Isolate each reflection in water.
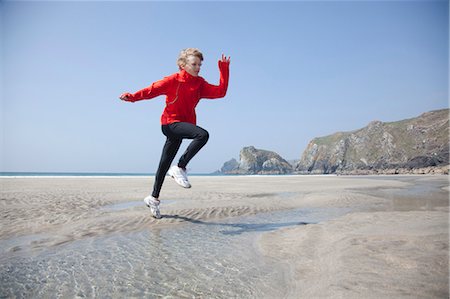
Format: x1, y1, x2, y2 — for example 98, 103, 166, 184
164, 214, 309, 235
352, 176, 449, 212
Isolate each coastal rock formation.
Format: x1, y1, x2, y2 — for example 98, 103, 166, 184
295, 109, 449, 175
219, 146, 293, 175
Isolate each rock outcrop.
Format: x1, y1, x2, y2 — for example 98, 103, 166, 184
295, 109, 449, 175
219, 146, 293, 175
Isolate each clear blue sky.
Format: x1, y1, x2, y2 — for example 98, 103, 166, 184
1, 1, 448, 173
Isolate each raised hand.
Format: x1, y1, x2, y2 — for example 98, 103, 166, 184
220, 54, 231, 65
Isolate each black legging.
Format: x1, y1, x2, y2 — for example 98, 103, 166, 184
152, 122, 209, 198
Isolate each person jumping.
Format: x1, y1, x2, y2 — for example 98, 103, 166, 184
120, 48, 230, 219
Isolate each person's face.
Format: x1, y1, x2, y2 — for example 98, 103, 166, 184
183, 55, 202, 77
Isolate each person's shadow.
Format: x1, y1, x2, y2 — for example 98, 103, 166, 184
162, 214, 311, 235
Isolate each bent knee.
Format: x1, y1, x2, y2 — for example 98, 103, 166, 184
198, 129, 209, 142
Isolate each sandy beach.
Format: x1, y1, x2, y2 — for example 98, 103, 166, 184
1, 175, 448, 298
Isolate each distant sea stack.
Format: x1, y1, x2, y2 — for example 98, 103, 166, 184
219, 146, 293, 175
295, 109, 449, 175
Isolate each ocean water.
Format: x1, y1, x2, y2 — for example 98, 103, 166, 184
0, 172, 297, 177
0, 172, 155, 177
0, 207, 349, 298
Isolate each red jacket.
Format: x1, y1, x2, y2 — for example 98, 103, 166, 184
126, 61, 229, 125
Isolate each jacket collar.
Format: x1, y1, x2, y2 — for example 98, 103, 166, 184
178, 69, 201, 83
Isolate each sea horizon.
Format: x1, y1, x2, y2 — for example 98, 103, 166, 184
0, 172, 220, 177
0, 172, 320, 178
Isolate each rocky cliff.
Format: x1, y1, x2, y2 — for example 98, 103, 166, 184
219, 146, 293, 175
295, 109, 449, 174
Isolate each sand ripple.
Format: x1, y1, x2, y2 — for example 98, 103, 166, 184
0, 176, 448, 298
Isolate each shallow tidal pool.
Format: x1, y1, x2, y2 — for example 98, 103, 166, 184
0, 207, 349, 298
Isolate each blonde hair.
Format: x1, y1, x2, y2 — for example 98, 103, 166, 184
177, 48, 204, 70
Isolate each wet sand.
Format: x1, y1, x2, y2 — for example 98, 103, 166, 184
1, 175, 448, 297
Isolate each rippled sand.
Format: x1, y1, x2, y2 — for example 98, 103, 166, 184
0, 176, 405, 246
1, 175, 448, 297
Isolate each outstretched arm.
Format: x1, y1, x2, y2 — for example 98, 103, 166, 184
120, 76, 172, 103
200, 54, 231, 99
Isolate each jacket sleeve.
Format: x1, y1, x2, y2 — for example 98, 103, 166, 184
127, 76, 172, 102
200, 61, 229, 99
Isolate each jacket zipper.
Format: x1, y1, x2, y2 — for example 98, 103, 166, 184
167, 82, 181, 105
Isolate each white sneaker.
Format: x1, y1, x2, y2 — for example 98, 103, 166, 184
144, 195, 161, 219
168, 166, 191, 188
